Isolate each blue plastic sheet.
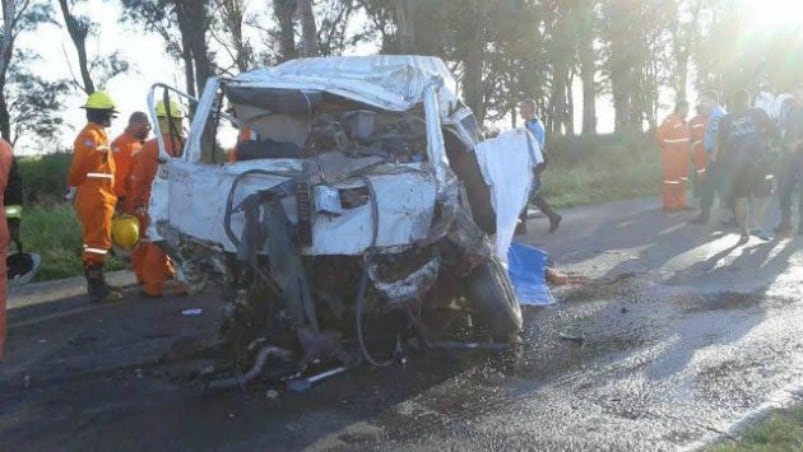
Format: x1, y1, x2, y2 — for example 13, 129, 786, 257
507, 242, 555, 306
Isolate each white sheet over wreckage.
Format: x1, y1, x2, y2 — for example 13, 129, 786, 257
150, 159, 438, 256
230, 55, 461, 117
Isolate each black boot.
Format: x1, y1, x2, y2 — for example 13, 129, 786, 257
533, 193, 562, 233
85, 264, 123, 303
775, 213, 793, 234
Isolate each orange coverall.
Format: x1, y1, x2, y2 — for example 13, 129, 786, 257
69, 122, 117, 266
111, 132, 142, 203
128, 135, 182, 296
0, 139, 13, 359
689, 114, 708, 184
227, 127, 258, 163
656, 113, 692, 211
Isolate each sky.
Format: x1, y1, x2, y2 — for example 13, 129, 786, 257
10, 0, 803, 154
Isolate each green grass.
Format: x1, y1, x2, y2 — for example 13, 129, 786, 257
21, 203, 124, 282
709, 406, 803, 451
541, 132, 661, 208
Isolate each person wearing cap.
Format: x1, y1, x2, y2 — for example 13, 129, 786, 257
127, 100, 187, 298
111, 112, 150, 213
68, 91, 123, 303
691, 90, 729, 225
775, 84, 803, 235
689, 104, 709, 196
517, 98, 562, 234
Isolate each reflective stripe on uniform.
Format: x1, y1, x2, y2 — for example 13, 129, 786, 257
87, 172, 114, 179
697, 169, 707, 174
692, 140, 703, 147
664, 180, 682, 185
692, 124, 706, 129
663, 138, 690, 144
673, 123, 683, 128
83, 247, 108, 255
96, 145, 111, 152
680, 177, 689, 181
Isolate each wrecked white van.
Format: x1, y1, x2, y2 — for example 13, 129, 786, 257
145, 56, 534, 388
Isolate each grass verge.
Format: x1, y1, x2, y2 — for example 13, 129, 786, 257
709, 405, 803, 451
21, 203, 124, 282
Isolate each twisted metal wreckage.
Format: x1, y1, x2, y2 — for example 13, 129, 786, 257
144, 56, 540, 391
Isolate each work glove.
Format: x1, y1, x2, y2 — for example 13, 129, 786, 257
64, 187, 77, 201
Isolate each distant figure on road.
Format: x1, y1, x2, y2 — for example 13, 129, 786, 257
518, 98, 562, 234
691, 90, 728, 225
689, 104, 709, 197
714, 89, 780, 245
775, 84, 803, 235
656, 100, 691, 211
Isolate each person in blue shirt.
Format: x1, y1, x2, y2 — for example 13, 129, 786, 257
691, 90, 729, 224
518, 98, 562, 234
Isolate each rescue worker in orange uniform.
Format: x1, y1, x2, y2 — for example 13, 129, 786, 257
226, 104, 258, 163
111, 112, 150, 212
127, 100, 187, 298
69, 92, 124, 303
656, 100, 692, 211
689, 105, 709, 196
0, 138, 17, 359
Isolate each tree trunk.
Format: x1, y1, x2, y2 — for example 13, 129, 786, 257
462, 5, 485, 124
298, 0, 318, 57
188, 2, 211, 95
0, 0, 14, 140
175, 4, 197, 97
396, 0, 416, 53
58, 0, 95, 94
579, 14, 596, 135
273, 0, 297, 62
549, 58, 568, 135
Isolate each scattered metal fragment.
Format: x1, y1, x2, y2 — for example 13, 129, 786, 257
287, 366, 350, 393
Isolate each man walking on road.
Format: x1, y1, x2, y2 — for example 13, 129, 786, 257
656, 100, 691, 211
518, 98, 562, 234
715, 89, 780, 244
691, 90, 728, 224
69, 92, 124, 303
774, 84, 803, 235
689, 104, 709, 197
111, 112, 150, 213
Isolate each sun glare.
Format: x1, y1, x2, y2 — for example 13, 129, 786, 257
748, 0, 803, 28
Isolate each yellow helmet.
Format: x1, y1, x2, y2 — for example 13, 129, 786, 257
82, 91, 118, 111
111, 214, 140, 251
156, 100, 185, 118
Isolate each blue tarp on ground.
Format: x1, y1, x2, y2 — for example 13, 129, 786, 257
507, 242, 555, 306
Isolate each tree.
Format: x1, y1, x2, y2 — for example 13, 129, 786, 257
298, 0, 318, 56
120, 0, 213, 97
7, 50, 69, 147
0, 0, 52, 141
271, 0, 297, 62
214, 0, 254, 73
58, 0, 128, 94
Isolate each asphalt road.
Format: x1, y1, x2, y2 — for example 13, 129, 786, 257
3, 197, 803, 451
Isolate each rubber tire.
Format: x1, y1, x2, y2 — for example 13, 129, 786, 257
464, 256, 523, 342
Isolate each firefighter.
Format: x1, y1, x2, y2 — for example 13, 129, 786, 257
127, 100, 187, 298
656, 100, 691, 211
111, 112, 150, 212
68, 91, 123, 303
689, 105, 709, 197
226, 104, 259, 163
0, 137, 17, 359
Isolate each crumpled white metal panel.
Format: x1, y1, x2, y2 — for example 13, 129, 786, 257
152, 159, 438, 256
